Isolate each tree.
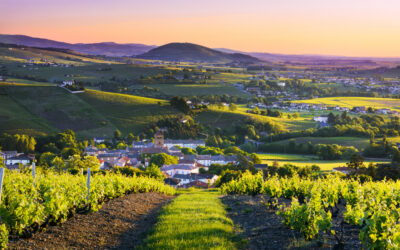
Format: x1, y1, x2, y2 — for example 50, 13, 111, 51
236, 153, 252, 169
149, 153, 178, 167
392, 147, 400, 164
229, 103, 237, 111
116, 142, 128, 149
81, 155, 100, 171
61, 147, 81, 159
66, 154, 84, 170
114, 129, 122, 140
56, 130, 77, 149
145, 164, 165, 181
181, 147, 195, 155
253, 106, 260, 114
249, 153, 261, 164
170, 96, 191, 114
127, 133, 135, 145
346, 154, 365, 170
327, 112, 336, 124
51, 156, 66, 173
39, 152, 56, 168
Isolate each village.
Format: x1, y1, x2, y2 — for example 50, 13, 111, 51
1, 131, 238, 189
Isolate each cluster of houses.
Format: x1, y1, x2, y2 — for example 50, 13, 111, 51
251, 101, 399, 116
1, 151, 35, 170
85, 132, 237, 188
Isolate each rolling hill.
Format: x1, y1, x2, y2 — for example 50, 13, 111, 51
136, 43, 262, 63
0, 82, 181, 138
0, 34, 155, 57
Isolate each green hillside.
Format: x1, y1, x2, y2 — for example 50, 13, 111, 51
78, 90, 181, 134
0, 83, 181, 138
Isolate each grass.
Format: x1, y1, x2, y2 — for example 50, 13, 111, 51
140, 189, 238, 249
294, 96, 400, 111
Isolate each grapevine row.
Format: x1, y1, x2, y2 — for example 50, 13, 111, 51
0, 170, 175, 248
221, 172, 400, 249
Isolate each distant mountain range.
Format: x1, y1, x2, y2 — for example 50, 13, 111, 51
0, 34, 156, 57
1, 34, 399, 65
136, 43, 262, 63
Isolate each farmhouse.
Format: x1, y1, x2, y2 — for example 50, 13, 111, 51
5, 154, 32, 166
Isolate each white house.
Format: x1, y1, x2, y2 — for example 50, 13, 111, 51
173, 173, 218, 186
5, 154, 31, 166
164, 139, 205, 150
277, 82, 286, 87
313, 116, 328, 123
161, 164, 200, 176
93, 137, 106, 144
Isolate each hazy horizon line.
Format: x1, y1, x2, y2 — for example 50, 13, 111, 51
2, 33, 400, 60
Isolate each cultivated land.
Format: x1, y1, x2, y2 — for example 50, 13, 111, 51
295, 97, 400, 111
257, 153, 390, 171
8, 192, 173, 249
78, 89, 180, 134
0, 82, 180, 137
1, 42, 400, 167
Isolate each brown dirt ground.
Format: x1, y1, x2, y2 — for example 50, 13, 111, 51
221, 195, 362, 250
8, 192, 174, 250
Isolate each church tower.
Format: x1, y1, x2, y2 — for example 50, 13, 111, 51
154, 131, 164, 148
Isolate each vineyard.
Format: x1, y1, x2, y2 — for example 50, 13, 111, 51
0, 170, 175, 248
221, 172, 400, 249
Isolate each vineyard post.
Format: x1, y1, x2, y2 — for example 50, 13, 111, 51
81, 168, 83, 175
32, 162, 36, 187
86, 168, 91, 204
0, 168, 4, 203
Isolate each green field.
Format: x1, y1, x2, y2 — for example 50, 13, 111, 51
139, 83, 250, 98
257, 153, 390, 171
295, 97, 400, 111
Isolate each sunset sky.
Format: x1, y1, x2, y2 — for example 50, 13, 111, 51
1, 0, 400, 57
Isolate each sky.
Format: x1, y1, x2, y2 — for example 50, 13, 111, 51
1, 0, 400, 57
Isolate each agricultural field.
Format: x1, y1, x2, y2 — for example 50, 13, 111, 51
135, 82, 250, 98
0, 82, 182, 137
294, 96, 400, 111
0, 83, 117, 138
267, 136, 371, 150
77, 89, 181, 134
257, 153, 390, 171
0, 93, 57, 136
